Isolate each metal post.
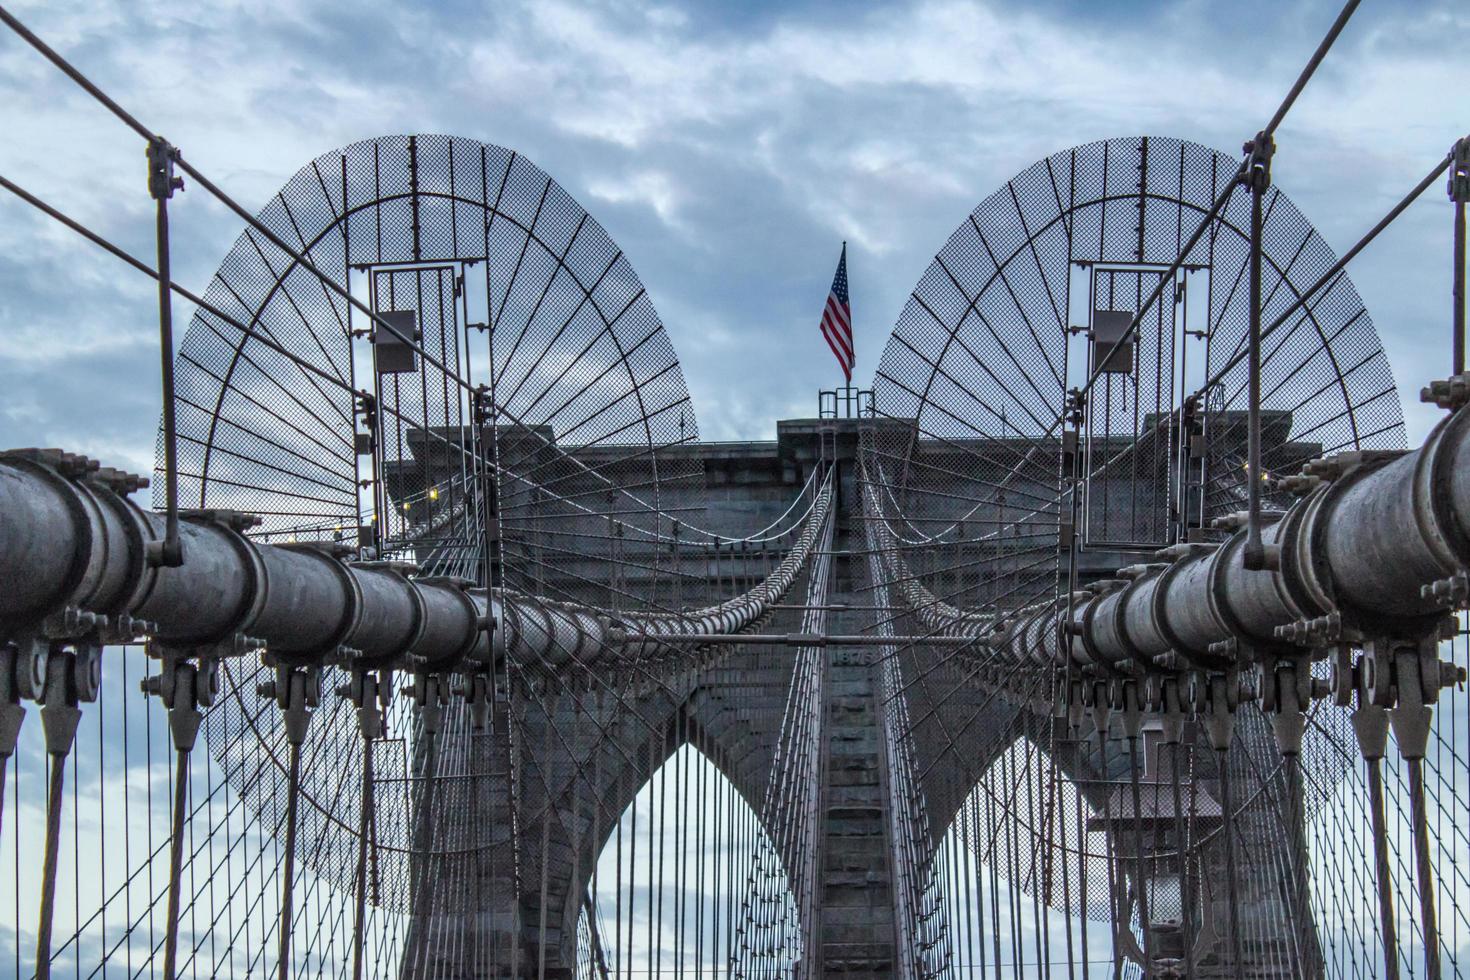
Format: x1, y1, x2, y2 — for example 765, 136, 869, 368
146, 138, 184, 568
1451, 137, 1468, 375
1121, 684, 1153, 971
1168, 728, 1197, 980
1242, 132, 1274, 570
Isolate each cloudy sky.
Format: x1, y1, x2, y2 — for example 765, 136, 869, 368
1, 0, 1466, 476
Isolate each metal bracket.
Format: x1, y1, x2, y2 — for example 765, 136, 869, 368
1211, 509, 1284, 532
0, 645, 26, 759
258, 664, 321, 746
1241, 131, 1275, 193
1301, 449, 1407, 482
146, 138, 184, 201
338, 667, 392, 740
178, 508, 263, 532
0, 446, 100, 478
1273, 609, 1344, 647
451, 669, 493, 731
38, 642, 100, 757
405, 670, 450, 734
1421, 569, 1470, 608
1420, 373, 1470, 411
1450, 136, 1470, 204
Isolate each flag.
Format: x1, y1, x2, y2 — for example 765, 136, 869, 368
819, 243, 853, 382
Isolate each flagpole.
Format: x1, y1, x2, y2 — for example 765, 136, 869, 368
843, 242, 851, 410
818, 240, 855, 413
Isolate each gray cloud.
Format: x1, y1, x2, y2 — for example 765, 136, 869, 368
1, 0, 1466, 470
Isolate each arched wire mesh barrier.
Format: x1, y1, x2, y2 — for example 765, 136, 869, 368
155, 134, 719, 953
4, 8, 1470, 974
160, 133, 706, 601
856, 135, 1453, 978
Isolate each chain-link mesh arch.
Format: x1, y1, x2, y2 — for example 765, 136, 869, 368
157, 134, 707, 913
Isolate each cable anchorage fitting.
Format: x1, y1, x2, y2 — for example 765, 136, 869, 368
1242, 131, 1275, 194
1450, 136, 1470, 204
146, 137, 184, 201
257, 664, 321, 746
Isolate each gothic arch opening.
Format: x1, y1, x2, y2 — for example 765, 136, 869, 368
936, 732, 1142, 978
578, 742, 800, 978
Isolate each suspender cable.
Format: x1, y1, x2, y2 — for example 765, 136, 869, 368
0, 648, 24, 844
147, 655, 205, 980
1125, 727, 1153, 971
351, 718, 375, 980
1217, 745, 1245, 980
1365, 758, 1399, 979
1169, 736, 1196, 979
278, 742, 304, 979
352, 668, 388, 980
1406, 758, 1442, 979
1452, 137, 1469, 375
1353, 692, 1401, 980
33, 649, 87, 980
33, 749, 68, 978
268, 667, 317, 980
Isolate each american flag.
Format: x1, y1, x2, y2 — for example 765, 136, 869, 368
819, 244, 853, 381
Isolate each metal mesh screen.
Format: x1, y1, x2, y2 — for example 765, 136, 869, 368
863, 135, 1405, 976
161, 133, 707, 920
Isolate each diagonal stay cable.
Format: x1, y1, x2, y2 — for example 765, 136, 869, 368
868, 0, 1370, 548
1067, 0, 1363, 412
4, 8, 705, 541
0, 3, 471, 395
1190, 149, 1460, 401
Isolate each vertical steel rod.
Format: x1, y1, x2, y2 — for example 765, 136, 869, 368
278, 742, 303, 980
1365, 757, 1401, 980
1453, 136, 1467, 374
1094, 726, 1123, 980
1453, 196, 1465, 375
1243, 134, 1271, 570
161, 746, 190, 980
1218, 746, 1245, 980
148, 138, 183, 567
1285, 752, 1315, 975
1405, 758, 1442, 979
1127, 733, 1153, 971
352, 732, 374, 980
33, 751, 69, 979
34, 656, 84, 980
1172, 739, 1197, 980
